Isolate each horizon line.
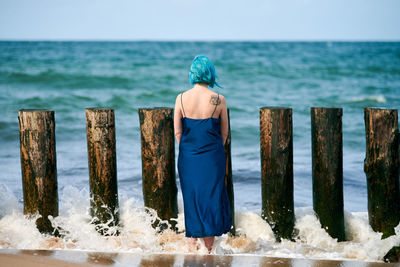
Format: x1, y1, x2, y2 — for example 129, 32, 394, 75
0, 38, 399, 42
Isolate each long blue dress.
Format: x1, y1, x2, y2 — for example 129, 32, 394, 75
178, 93, 232, 238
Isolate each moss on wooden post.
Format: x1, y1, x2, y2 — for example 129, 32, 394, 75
364, 108, 400, 239
18, 109, 58, 234
224, 109, 235, 235
260, 107, 295, 241
86, 108, 119, 235
311, 107, 345, 241
138, 108, 178, 231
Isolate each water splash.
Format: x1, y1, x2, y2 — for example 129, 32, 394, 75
0, 183, 398, 262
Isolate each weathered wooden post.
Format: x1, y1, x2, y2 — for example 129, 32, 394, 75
18, 109, 58, 234
138, 108, 178, 231
86, 108, 119, 235
260, 107, 295, 241
224, 109, 235, 235
364, 108, 400, 239
311, 107, 345, 241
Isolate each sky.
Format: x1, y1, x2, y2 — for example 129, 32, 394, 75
0, 0, 399, 41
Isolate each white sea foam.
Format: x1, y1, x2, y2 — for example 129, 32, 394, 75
0, 183, 398, 262
348, 95, 387, 103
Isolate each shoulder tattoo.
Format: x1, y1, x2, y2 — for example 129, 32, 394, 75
209, 95, 221, 106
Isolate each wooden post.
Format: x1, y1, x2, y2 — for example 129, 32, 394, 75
364, 108, 400, 239
311, 107, 345, 241
86, 108, 119, 235
384, 247, 400, 263
224, 109, 235, 235
260, 107, 294, 241
18, 109, 58, 234
138, 108, 178, 231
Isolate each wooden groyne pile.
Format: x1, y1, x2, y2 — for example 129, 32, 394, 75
17, 107, 399, 261
85, 108, 119, 235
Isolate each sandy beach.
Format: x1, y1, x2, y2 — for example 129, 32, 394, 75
0, 249, 397, 267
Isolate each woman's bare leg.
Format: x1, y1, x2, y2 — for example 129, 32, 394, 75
202, 236, 215, 253
188, 237, 198, 251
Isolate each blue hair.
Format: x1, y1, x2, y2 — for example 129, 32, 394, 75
189, 56, 221, 88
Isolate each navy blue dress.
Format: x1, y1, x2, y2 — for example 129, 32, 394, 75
178, 93, 232, 238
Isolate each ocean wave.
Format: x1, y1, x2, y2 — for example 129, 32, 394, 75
363, 66, 400, 75
1, 70, 135, 89
0, 121, 10, 131
347, 95, 386, 104
15, 94, 100, 111
0, 184, 397, 262
308, 65, 349, 78
0, 120, 19, 142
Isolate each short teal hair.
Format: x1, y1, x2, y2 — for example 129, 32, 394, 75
189, 56, 221, 88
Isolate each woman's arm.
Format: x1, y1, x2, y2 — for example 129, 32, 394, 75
174, 94, 183, 145
220, 96, 229, 145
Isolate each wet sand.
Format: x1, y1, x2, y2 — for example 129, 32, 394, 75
0, 249, 397, 267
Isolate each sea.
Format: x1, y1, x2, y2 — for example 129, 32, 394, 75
0, 41, 399, 262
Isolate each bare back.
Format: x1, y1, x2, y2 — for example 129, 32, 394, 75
174, 85, 229, 145
180, 88, 221, 119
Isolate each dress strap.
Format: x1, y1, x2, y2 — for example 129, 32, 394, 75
210, 93, 219, 118
180, 93, 186, 118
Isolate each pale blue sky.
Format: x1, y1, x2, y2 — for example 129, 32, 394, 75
0, 0, 399, 41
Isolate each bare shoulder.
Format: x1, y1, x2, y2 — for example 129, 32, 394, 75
209, 93, 225, 106
175, 94, 181, 105
219, 94, 226, 104
175, 90, 188, 102
209, 93, 226, 106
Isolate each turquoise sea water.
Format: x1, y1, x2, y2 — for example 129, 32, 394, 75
1, 41, 399, 212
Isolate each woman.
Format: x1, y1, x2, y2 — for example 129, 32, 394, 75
174, 56, 232, 253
